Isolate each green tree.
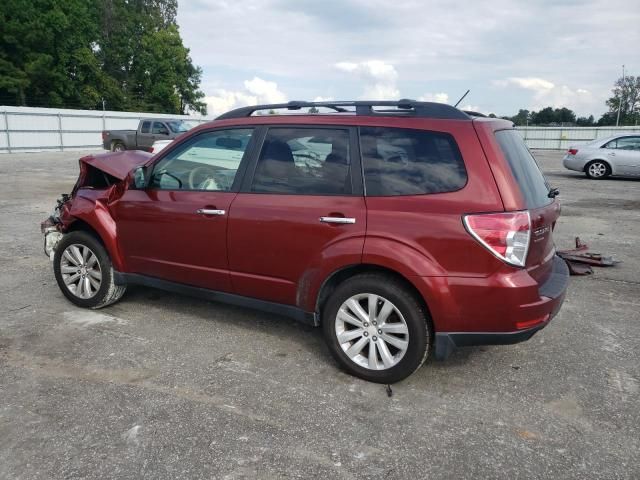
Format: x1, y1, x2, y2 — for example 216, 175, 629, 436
604, 75, 639, 125
0, 0, 107, 108
576, 115, 595, 126
530, 106, 576, 125
0, 0, 206, 114
510, 109, 530, 126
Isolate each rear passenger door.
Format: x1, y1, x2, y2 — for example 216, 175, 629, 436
227, 126, 366, 307
611, 136, 640, 175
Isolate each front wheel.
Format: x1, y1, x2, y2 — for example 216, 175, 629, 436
53, 231, 126, 309
585, 160, 611, 179
322, 274, 431, 383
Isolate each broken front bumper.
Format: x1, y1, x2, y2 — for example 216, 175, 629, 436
41, 220, 63, 260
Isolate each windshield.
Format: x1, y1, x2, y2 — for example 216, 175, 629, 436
166, 121, 192, 133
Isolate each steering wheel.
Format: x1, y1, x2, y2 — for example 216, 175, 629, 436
188, 166, 219, 190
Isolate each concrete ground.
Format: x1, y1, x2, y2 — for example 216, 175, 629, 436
0, 149, 638, 479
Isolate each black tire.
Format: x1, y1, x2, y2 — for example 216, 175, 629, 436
53, 231, 126, 309
585, 159, 611, 179
111, 141, 126, 152
322, 273, 431, 384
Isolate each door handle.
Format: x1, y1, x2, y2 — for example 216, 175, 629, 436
608, 152, 616, 156
196, 208, 226, 216
319, 216, 356, 224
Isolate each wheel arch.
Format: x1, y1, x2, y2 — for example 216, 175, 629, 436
63, 197, 126, 271
314, 263, 434, 332
584, 158, 613, 174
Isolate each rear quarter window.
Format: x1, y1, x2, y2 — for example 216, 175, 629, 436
360, 127, 467, 196
495, 129, 551, 209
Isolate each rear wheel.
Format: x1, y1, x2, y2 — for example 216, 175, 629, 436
53, 231, 126, 309
322, 274, 431, 383
585, 160, 611, 179
111, 141, 126, 152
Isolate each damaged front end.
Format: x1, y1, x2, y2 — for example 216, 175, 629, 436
40, 150, 152, 261
41, 194, 69, 258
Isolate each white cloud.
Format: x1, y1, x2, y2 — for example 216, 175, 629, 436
494, 77, 555, 90
335, 60, 400, 100
204, 76, 287, 116
461, 104, 481, 112
313, 96, 335, 102
494, 76, 599, 115
419, 92, 449, 104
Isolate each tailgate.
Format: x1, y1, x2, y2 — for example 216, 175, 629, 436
493, 129, 560, 284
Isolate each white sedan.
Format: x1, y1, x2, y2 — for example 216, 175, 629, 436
563, 134, 640, 179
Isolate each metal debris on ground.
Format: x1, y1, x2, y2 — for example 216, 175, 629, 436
557, 237, 621, 275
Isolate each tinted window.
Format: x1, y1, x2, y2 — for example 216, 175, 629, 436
612, 137, 640, 151
495, 129, 551, 209
251, 128, 351, 195
360, 127, 467, 196
141, 121, 151, 134
150, 129, 253, 191
152, 122, 168, 134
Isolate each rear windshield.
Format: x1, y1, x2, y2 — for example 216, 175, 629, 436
495, 130, 551, 209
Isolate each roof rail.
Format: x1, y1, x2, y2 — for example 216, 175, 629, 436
215, 99, 470, 120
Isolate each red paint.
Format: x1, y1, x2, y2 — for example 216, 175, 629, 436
227, 194, 366, 307
49, 112, 567, 337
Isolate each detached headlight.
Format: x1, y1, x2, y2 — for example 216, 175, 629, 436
43, 228, 63, 258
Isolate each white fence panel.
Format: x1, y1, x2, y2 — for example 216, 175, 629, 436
2, 105, 640, 153
518, 126, 640, 149
0, 106, 212, 153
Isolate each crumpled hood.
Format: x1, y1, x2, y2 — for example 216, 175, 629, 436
80, 150, 153, 180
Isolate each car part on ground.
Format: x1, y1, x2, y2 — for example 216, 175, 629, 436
41, 99, 569, 383
557, 237, 621, 275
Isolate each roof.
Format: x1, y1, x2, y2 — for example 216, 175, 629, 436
215, 100, 471, 121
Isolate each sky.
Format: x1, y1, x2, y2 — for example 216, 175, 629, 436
176, 0, 639, 118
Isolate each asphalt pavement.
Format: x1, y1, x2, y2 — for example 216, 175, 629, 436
0, 149, 638, 479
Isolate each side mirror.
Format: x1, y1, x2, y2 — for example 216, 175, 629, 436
133, 166, 147, 189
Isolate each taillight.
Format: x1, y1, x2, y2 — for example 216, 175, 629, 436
149, 147, 154, 153
463, 211, 531, 267
102, 131, 107, 140
568, 148, 578, 155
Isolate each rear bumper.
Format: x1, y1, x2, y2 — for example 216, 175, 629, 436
433, 255, 569, 360
562, 155, 585, 172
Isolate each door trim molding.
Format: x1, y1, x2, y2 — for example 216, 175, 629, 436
113, 271, 319, 326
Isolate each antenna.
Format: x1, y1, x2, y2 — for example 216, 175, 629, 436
454, 89, 470, 108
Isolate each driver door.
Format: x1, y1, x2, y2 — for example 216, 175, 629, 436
112, 128, 256, 291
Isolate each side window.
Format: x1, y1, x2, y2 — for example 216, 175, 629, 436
615, 137, 640, 151
604, 139, 618, 149
150, 129, 254, 191
360, 127, 467, 196
140, 121, 151, 134
152, 122, 168, 135
251, 128, 352, 195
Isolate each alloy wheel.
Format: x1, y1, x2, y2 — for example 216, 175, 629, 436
335, 293, 409, 370
588, 162, 607, 178
60, 244, 102, 299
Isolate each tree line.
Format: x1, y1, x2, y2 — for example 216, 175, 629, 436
493, 75, 640, 126
0, 0, 207, 114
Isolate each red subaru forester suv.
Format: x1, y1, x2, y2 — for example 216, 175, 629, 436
42, 100, 568, 383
